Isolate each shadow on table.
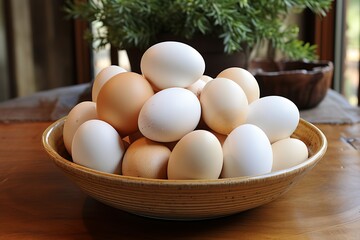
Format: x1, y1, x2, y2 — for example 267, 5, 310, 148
81, 196, 258, 240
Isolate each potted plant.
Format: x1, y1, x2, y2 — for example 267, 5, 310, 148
66, 0, 332, 72
66, 0, 333, 109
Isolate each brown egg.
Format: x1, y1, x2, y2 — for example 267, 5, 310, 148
122, 137, 171, 179
97, 72, 154, 136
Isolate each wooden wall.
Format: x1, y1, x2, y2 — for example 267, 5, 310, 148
0, 0, 91, 101
0, 0, 10, 101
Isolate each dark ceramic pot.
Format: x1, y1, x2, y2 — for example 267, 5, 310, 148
250, 60, 334, 110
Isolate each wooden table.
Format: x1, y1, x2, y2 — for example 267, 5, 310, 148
0, 121, 359, 239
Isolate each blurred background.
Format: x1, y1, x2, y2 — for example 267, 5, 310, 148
0, 0, 358, 105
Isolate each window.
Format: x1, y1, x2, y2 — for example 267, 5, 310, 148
343, 0, 359, 105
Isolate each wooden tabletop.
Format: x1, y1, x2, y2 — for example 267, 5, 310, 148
0, 121, 359, 239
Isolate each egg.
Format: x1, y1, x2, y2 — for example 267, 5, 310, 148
217, 67, 260, 104
222, 124, 273, 178
63, 101, 97, 154
246, 96, 300, 143
97, 72, 154, 136
272, 138, 309, 171
140, 41, 205, 89
138, 87, 201, 142
71, 119, 125, 174
200, 75, 213, 83
200, 78, 248, 135
122, 137, 171, 179
186, 75, 213, 98
186, 78, 206, 98
167, 130, 223, 180
92, 65, 127, 102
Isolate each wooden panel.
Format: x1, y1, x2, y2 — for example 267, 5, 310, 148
0, 0, 10, 101
1, 0, 90, 100
302, 2, 336, 89
10, 0, 36, 97
74, 18, 92, 84
314, 1, 336, 62
2, 0, 16, 99
30, 0, 78, 89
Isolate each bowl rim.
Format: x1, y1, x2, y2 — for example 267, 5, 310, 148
42, 117, 327, 187
251, 60, 334, 76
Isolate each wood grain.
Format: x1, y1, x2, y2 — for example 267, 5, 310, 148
0, 121, 359, 239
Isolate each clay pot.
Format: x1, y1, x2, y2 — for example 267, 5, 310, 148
250, 60, 334, 110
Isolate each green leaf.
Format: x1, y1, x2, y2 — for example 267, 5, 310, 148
64, 0, 332, 58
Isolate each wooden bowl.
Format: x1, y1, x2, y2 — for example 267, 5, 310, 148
42, 117, 327, 220
250, 60, 334, 110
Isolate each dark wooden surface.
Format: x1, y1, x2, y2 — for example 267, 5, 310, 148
0, 121, 359, 240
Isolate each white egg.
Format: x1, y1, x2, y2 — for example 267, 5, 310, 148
217, 67, 260, 103
200, 78, 248, 135
72, 119, 125, 174
222, 124, 273, 178
168, 130, 223, 180
138, 88, 201, 142
246, 96, 300, 143
272, 138, 309, 171
92, 65, 126, 102
63, 101, 97, 154
140, 41, 205, 89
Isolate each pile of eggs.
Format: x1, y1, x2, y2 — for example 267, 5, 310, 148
63, 41, 309, 180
